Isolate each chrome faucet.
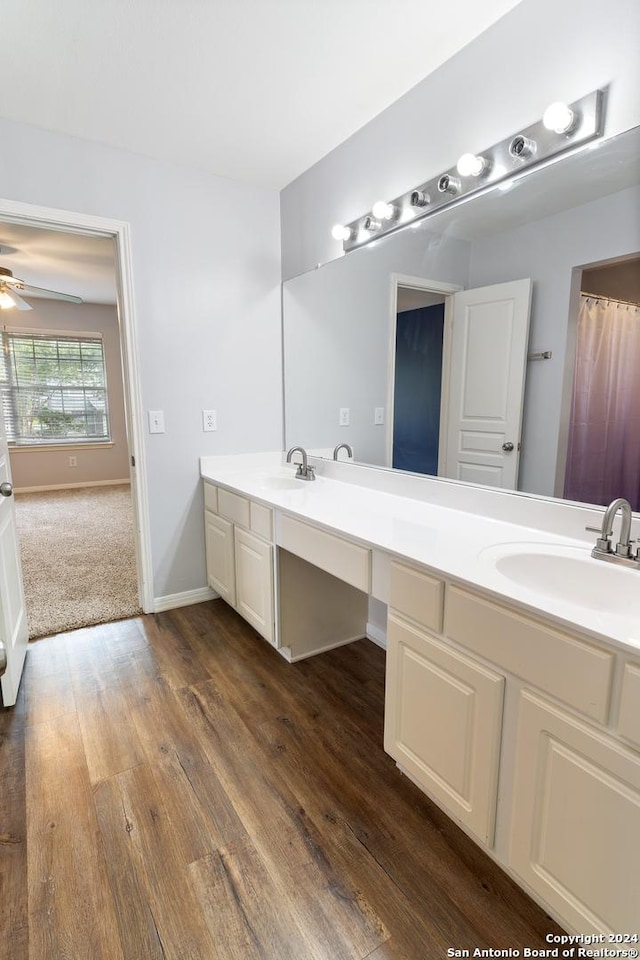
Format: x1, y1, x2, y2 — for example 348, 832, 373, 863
286, 446, 316, 481
333, 443, 353, 461
589, 497, 639, 568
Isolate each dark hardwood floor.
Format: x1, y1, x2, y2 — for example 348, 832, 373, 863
0, 600, 564, 959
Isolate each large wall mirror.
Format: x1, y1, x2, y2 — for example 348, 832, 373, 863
283, 125, 640, 510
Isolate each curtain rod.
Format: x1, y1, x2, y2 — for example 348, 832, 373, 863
581, 291, 640, 308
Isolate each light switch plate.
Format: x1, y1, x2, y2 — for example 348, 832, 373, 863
374, 407, 385, 425
148, 410, 165, 434
339, 407, 350, 426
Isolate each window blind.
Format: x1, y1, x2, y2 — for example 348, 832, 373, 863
0, 331, 111, 445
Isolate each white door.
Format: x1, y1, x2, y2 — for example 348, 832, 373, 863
443, 279, 532, 489
0, 423, 29, 707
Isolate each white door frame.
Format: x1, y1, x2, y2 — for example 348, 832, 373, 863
386, 274, 462, 470
0, 197, 153, 613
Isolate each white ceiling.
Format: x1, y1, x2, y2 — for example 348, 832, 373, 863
0, 0, 523, 191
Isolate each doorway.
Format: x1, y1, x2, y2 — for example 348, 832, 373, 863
0, 199, 152, 641
392, 292, 446, 474
386, 275, 459, 475
561, 254, 640, 510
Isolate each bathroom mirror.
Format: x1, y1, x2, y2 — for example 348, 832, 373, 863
282, 125, 640, 504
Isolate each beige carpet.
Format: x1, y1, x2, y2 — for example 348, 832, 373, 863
14, 484, 141, 640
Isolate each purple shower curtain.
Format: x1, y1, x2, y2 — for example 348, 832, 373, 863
564, 295, 640, 510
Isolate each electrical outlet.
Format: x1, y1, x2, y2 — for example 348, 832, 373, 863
202, 409, 217, 432
374, 407, 385, 425
68, 455, 77, 468
148, 410, 165, 434
339, 407, 350, 426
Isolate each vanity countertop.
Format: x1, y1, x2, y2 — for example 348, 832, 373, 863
200, 453, 640, 654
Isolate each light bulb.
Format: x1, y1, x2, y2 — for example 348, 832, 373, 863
371, 201, 396, 221
0, 290, 16, 309
543, 101, 575, 134
456, 153, 488, 177
331, 224, 352, 242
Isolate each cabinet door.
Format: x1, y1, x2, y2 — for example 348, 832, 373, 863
205, 511, 236, 607
510, 690, 640, 934
384, 612, 504, 846
235, 528, 274, 644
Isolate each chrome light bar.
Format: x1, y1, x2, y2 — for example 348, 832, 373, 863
339, 89, 604, 253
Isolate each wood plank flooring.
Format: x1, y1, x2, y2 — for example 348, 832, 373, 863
0, 600, 565, 959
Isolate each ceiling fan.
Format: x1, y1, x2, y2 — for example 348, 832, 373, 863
0, 266, 83, 312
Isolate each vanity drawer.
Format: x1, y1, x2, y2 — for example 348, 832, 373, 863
218, 488, 250, 528
444, 586, 614, 723
618, 662, 640, 749
279, 515, 371, 592
389, 561, 444, 634
203, 481, 218, 514
250, 501, 273, 542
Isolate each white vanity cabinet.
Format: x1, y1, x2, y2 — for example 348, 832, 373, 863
385, 559, 640, 934
204, 481, 275, 645
384, 562, 505, 847
203, 480, 368, 658
509, 689, 640, 935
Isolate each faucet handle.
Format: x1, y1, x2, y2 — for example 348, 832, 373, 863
586, 525, 612, 555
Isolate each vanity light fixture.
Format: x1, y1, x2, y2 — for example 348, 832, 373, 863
331, 224, 353, 241
371, 200, 397, 221
456, 152, 490, 177
333, 88, 604, 252
542, 101, 576, 135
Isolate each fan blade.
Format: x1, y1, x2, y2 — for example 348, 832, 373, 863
14, 283, 83, 304
0, 288, 32, 311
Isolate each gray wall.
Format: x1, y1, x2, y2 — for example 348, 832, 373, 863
280, 0, 640, 280
469, 184, 640, 496
0, 116, 282, 601
284, 226, 470, 463
8, 300, 130, 490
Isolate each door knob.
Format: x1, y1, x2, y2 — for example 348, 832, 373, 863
501, 442, 514, 452
0, 481, 13, 497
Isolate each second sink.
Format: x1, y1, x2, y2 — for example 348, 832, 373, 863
479, 541, 640, 615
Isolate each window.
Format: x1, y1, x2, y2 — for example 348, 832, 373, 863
0, 331, 111, 446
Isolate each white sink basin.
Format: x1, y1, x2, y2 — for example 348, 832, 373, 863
258, 474, 307, 491
479, 541, 640, 615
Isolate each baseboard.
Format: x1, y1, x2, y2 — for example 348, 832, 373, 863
366, 620, 387, 649
15, 478, 131, 494
153, 586, 217, 613
285, 633, 362, 662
